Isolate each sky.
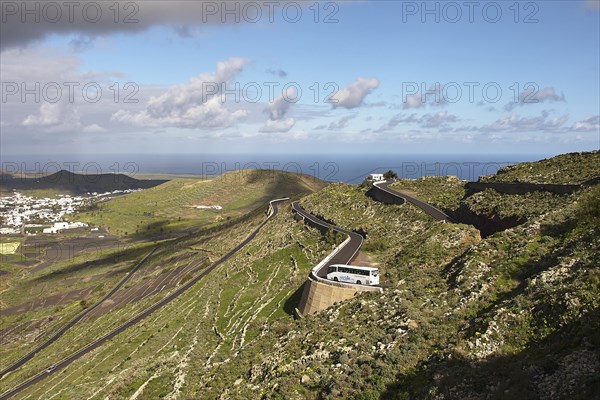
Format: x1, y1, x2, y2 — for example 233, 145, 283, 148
1, 0, 599, 158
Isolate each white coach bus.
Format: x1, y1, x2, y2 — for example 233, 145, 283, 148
326, 264, 380, 286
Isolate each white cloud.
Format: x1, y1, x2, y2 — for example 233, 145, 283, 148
572, 115, 600, 132
505, 86, 566, 111
291, 130, 307, 139
459, 110, 570, 133
21, 100, 104, 134
82, 123, 107, 133
265, 86, 297, 120
403, 84, 447, 109
259, 118, 296, 133
113, 58, 250, 129
403, 94, 424, 109
331, 77, 379, 109
375, 111, 459, 133
259, 86, 298, 133
1, 46, 137, 138
325, 114, 357, 130
420, 111, 458, 128
22, 102, 65, 127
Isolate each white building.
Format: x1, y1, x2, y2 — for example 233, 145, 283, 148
367, 173, 385, 182
43, 221, 88, 234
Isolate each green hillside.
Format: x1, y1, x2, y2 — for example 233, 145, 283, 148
73, 169, 326, 237
480, 151, 600, 184
1, 154, 598, 399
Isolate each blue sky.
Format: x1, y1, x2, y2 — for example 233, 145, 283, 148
1, 0, 598, 157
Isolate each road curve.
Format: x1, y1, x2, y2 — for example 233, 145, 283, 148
373, 180, 454, 222
0, 246, 158, 379
291, 202, 363, 278
0, 198, 289, 400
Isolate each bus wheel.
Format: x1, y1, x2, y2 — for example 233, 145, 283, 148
333, 277, 338, 282
356, 280, 362, 285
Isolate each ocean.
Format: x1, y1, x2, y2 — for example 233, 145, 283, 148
1, 154, 549, 184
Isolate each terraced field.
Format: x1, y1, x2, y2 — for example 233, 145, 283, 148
3, 154, 597, 399
0, 170, 328, 398
0, 203, 339, 398
73, 169, 325, 237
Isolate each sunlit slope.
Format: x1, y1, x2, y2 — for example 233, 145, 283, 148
0, 199, 336, 398
4, 154, 597, 399
74, 169, 326, 236
481, 150, 600, 184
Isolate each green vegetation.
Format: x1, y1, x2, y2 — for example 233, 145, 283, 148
390, 176, 466, 210
74, 169, 325, 237
480, 150, 600, 184
1, 154, 598, 399
464, 188, 573, 219
383, 170, 398, 180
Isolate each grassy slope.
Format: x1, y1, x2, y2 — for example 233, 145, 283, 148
480, 151, 600, 184
72, 169, 325, 236
0, 170, 324, 385
2, 157, 598, 399
390, 176, 466, 210
1, 203, 334, 398
3, 182, 480, 399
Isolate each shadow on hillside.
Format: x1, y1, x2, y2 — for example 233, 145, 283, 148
283, 282, 306, 316
254, 171, 327, 213
32, 241, 157, 282
445, 233, 571, 341
128, 219, 182, 241
382, 307, 600, 400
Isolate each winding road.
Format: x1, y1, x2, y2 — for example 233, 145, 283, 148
373, 180, 454, 222
3, 187, 450, 398
292, 202, 364, 278
0, 198, 289, 400
0, 246, 158, 379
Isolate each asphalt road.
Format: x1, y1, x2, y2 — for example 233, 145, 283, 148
291, 202, 363, 278
0, 199, 288, 400
374, 180, 454, 222
0, 246, 158, 379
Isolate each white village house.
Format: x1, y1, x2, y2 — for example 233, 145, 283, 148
43, 221, 88, 234
367, 173, 385, 182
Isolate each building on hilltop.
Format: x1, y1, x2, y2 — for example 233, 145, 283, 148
363, 173, 385, 185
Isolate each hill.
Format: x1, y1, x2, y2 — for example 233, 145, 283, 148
0, 170, 167, 195
480, 150, 600, 184
72, 169, 327, 237
0, 153, 598, 399
389, 151, 600, 237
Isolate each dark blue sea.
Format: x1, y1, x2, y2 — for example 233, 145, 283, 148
1, 154, 550, 184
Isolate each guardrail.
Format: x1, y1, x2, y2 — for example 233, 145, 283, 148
268, 198, 290, 218
292, 202, 382, 293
